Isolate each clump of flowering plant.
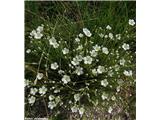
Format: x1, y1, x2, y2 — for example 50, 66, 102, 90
25, 19, 135, 119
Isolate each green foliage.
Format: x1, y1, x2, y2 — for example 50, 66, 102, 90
25, 1, 136, 120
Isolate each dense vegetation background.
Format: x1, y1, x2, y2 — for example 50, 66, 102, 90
25, 1, 136, 120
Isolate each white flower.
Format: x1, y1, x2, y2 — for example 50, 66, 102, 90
109, 33, 113, 39
108, 70, 113, 77
108, 106, 113, 113
36, 73, 43, 80
75, 37, 80, 42
30, 27, 43, 39
30, 30, 36, 36
36, 26, 43, 33
111, 95, 116, 101
83, 28, 92, 37
92, 69, 97, 75
123, 70, 133, 76
71, 58, 80, 66
90, 50, 97, 57
51, 62, 59, 70
102, 47, 109, 55
49, 37, 56, 45
77, 45, 83, 50
116, 34, 121, 40
93, 44, 101, 51
55, 96, 61, 104
28, 96, 36, 104
71, 106, 78, 113
101, 92, 108, 100
49, 37, 59, 48
30, 88, 38, 95
84, 56, 93, 64
74, 94, 80, 102
24, 79, 30, 87
79, 107, 85, 116
34, 32, 43, 39
48, 101, 56, 109
122, 43, 130, 50
53, 42, 59, 48
39, 86, 47, 96
101, 79, 108, 87
129, 19, 135, 26
62, 75, 71, 84
62, 48, 69, 54
76, 55, 83, 62
106, 25, 112, 30
120, 58, 125, 66
99, 33, 104, 38
54, 89, 60, 93
104, 35, 108, 38
49, 95, 55, 101
26, 49, 31, 54
75, 67, 83, 75
97, 66, 105, 74
79, 33, 84, 38
58, 70, 65, 75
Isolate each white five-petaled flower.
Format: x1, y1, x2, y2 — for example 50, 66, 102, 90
75, 67, 83, 75
28, 96, 36, 104
101, 92, 108, 100
102, 47, 109, 55
25, 79, 30, 87
122, 43, 130, 50
123, 70, 133, 76
111, 95, 116, 101
74, 93, 80, 102
93, 44, 101, 51
106, 25, 112, 30
101, 79, 108, 87
83, 28, 92, 37
36, 73, 44, 80
71, 106, 78, 113
109, 33, 113, 39
49, 37, 59, 48
49, 95, 55, 101
79, 107, 85, 116
97, 65, 105, 74
62, 48, 69, 54
36, 26, 44, 33
48, 101, 56, 109
77, 45, 83, 50
116, 34, 121, 40
75, 55, 83, 62
26, 49, 31, 54
51, 62, 59, 70
75, 37, 80, 42
71, 57, 80, 66
120, 58, 125, 66
62, 75, 71, 84
104, 35, 108, 38
30, 26, 43, 39
79, 33, 84, 38
99, 33, 104, 38
30, 88, 38, 95
39, 86, 47, 96
108, 106, 113, 113
92, 69, 98, 75
83, 56, 93, 64
34, 32, 43, 39
54, 89, 60, 93
90, 50, 98, 57
58, 70, 65, 75
129, 19, 135, 26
